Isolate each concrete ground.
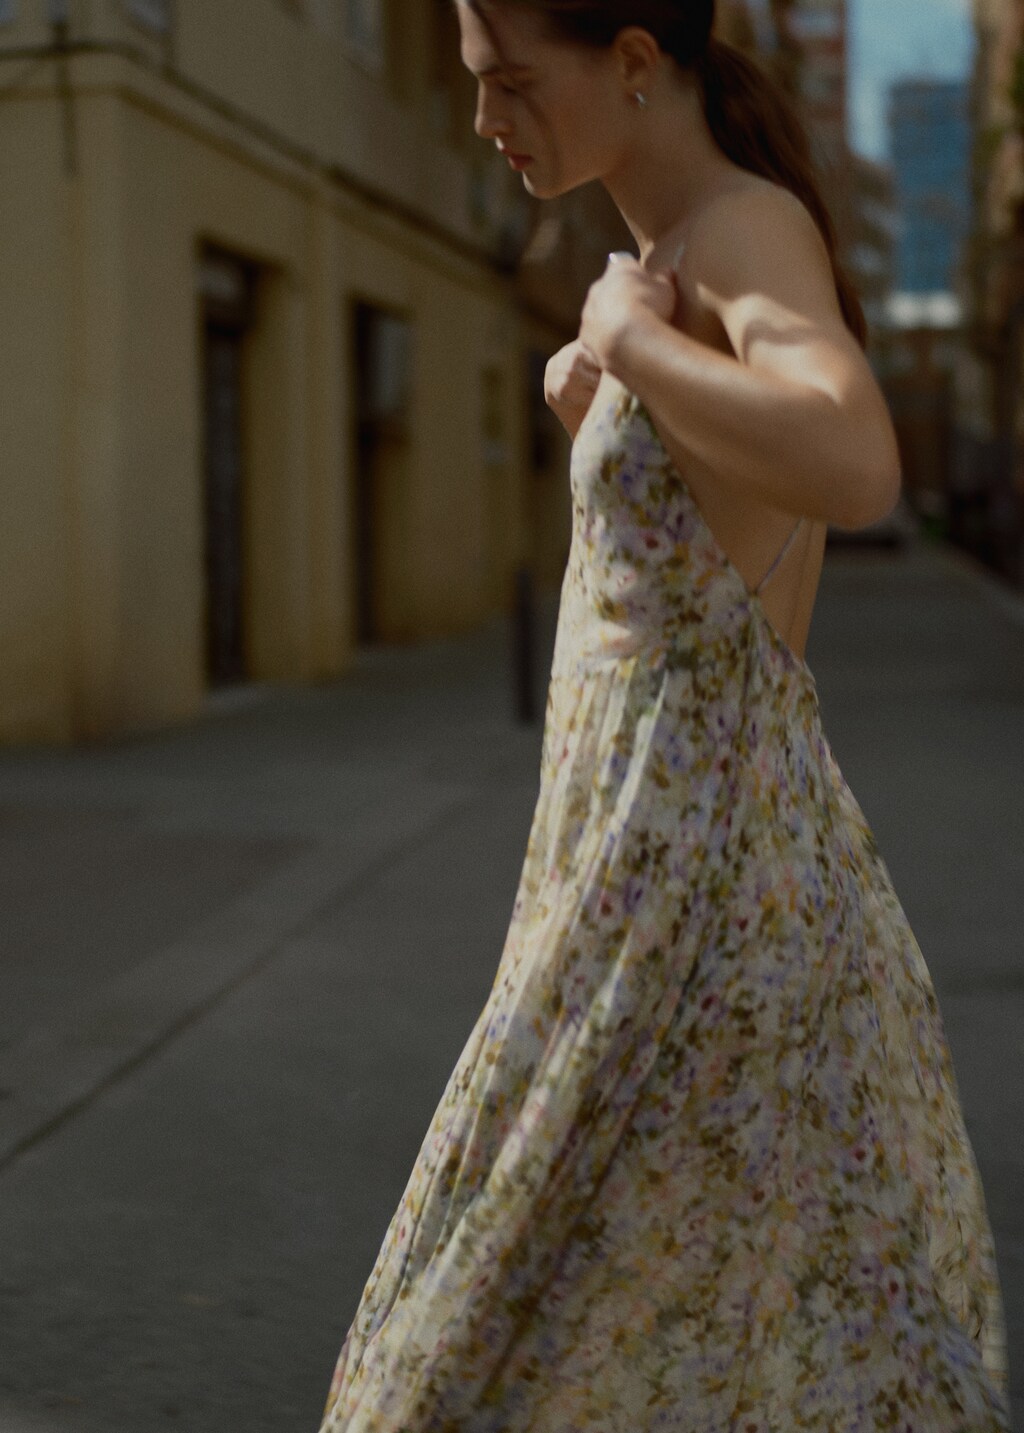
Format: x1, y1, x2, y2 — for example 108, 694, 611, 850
0, 533, 1020, 1431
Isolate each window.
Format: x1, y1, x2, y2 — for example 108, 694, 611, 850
124, 0, 170, 32
356, 308, 413, 427
0, 2, 16, 23
430, 0, 478, 148
788, 8, 842, 43
343, 0, 385, 73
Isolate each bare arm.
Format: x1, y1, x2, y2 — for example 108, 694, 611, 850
598, 187, 901, 530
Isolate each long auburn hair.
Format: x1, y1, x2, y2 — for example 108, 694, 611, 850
465, 0, 868, 350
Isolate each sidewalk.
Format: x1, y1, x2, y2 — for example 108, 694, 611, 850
0, 534, 1020, 1430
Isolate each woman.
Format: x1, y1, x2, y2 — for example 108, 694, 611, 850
318, 3, 1011, 1429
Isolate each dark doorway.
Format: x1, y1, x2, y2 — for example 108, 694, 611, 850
198, 248, 257, 688
352, 302, 413, 643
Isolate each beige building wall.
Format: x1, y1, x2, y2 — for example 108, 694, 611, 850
0, 3, 572, 745
4, 0, 795, 745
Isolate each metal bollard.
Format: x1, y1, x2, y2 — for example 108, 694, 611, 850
512, 563, 536, 725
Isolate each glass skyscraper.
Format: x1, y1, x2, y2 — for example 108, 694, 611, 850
887, 77, 972, 295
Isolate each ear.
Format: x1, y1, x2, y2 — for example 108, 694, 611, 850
613, 25, 660, 95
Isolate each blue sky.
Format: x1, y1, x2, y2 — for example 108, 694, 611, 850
849, 0, 974, 159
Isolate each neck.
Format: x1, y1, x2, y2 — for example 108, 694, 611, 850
600, 78, 734, 265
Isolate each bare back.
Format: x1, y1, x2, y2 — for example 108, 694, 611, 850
636, 173, 828, 666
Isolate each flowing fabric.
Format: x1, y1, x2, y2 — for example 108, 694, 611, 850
318, 377, 1010, 1433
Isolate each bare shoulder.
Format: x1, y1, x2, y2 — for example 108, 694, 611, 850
673, 173, 900, 508
678, 175, 842, 321
682, 174, 825, 264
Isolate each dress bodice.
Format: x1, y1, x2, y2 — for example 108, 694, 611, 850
552, 376, 816, 695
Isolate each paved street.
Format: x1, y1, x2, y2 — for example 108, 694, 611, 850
0, 534, 1021, 1432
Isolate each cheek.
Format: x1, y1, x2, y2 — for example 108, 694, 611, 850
555, 87, 616, 158
518, 79, 616, 183
532, 96, 589, 162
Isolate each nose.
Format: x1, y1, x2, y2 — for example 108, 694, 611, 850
474, 89, 510, 142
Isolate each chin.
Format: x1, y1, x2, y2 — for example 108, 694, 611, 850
525, 171, 584, 201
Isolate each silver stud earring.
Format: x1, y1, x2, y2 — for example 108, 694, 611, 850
634, 90, 648, 108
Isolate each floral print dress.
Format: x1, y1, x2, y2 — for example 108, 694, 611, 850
318, 377, 1010, 1432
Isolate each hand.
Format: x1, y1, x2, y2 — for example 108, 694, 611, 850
544, 338, 602, 440
579, 253, 677, 374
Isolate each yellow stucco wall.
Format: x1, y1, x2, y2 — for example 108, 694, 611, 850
0, 93, 78, 742
0, 34, 569, 744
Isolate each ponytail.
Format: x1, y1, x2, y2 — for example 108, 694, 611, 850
696, 36, 868, 350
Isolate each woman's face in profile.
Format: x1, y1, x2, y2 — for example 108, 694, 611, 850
456, 1, 629, 198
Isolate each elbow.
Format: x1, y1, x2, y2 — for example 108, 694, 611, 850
831, 423, 903, 529
825, 399, 903, 530
838, 463, 903, 531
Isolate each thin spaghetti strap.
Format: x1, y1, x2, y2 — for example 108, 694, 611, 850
753, 516, 804, 596
667, 234, 802, 605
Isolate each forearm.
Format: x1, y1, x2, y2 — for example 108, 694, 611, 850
603, 313, 895, 529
